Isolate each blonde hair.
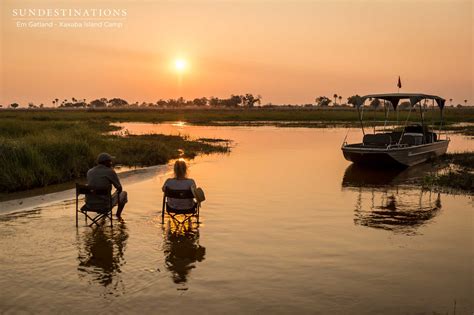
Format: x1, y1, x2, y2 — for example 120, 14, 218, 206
174, 160, 188, 179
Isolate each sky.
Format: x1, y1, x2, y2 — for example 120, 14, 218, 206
0, 0, 472, 106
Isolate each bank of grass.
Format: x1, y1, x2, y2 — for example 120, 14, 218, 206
0, 118, 229, 192
1, 106, 473, 124
423, 153, 474, 193
1, 107, 473, 192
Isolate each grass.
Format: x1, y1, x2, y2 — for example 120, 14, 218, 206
0, 107, 472, 192
1, 106, 473, 125
423, 153, 474, 193
0, 117, 229, 192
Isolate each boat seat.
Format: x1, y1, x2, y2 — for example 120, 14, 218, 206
400, 133, 423, 146
363, 134, 392, 146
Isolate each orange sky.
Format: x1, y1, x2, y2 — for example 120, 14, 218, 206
1, 0, 472, 106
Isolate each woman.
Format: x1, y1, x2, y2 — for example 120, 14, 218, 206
162, 160, 197, 210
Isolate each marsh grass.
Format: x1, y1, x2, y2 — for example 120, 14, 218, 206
2, 106, 473, 125
423, 153, 474, 193
0, 117, 229, 192
1, 108, 472, 192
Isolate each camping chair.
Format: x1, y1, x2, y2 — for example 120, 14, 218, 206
162, 187, 200, 225
76, 183, 117, 227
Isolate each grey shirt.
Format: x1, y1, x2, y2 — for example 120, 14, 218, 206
86, 164, 122, 209
162, 178, 196, 210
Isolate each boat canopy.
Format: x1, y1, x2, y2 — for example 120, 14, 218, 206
360, 93, 445, 110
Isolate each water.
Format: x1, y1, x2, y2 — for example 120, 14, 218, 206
0, 123, 472, 314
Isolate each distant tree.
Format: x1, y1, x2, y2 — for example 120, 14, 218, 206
464, 99, 468, 106
156, 99, 167, 107
209, 97, 219, 107
39, 104, 44, 108
333, 94, 338, 106
449, 98, 453, 106
90, 99, 107, 108
232, 95, 244, 107
177, 97, 185, 106
398, 101, 411, 110
242, 94, 261, 107
192, 97, 207, 106
370, 98, 381, 109
10, 103, 19, 109
315, 96, 331, 107
347, 95, 363, 108
108, 98, 128, 107
28, 102, 36, 109
338, 95, 342, 105
73, 101, 87, 108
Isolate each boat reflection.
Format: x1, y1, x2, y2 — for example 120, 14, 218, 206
342, 164, 442, 234
161, 220, 206, 284
77, 222, 128, 291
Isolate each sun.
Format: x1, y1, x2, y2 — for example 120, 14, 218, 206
174, 58, 187, 72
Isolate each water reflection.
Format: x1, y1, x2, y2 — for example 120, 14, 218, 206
162, 220, 206, 284
342, 163, 443, 187
342, 164, 443, 234
77, 222, 129, 291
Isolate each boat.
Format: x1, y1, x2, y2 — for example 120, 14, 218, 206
341, 93, 450, 167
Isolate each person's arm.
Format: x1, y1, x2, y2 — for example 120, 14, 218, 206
108, 170, 122, 192
162, 179, 169, 192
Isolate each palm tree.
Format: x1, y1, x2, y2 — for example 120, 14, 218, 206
333, 94, 338, 106
449, 98, 453, 106
338, 95, 342, 105
464, 99, 468, 106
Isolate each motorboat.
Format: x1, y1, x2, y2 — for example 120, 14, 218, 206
341, 93, 450, 167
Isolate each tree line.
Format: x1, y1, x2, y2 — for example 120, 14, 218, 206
3, 94, 469, 109
4, 94, 262, 109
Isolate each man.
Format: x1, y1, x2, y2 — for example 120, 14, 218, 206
86, 153, 128, 218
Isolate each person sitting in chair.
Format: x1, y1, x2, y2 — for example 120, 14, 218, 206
86, 153, 128, 218
162, 160, 196, 210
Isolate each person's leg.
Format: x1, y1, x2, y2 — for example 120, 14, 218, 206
116, 191, 128, 217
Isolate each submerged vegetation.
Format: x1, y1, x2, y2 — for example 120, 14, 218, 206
0, 117, 229, 192
423, 153, 474, 193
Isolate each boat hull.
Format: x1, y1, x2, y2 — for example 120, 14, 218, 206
342, 140, 449, 167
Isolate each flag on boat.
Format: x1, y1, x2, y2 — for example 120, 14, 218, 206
397, 76, 402, 89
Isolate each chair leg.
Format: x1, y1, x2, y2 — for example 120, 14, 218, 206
75, 195, 79, 227
161, 195, 166, 224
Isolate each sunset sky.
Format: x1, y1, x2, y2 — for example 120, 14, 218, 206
1, 0, 472, 106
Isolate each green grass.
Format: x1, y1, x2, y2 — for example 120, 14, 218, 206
423, 153, 474, 193
1, 107, 472, 192
1, 106, 473, 125
0, 117, 229, 192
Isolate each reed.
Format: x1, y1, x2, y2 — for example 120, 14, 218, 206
0, 117, 229, 192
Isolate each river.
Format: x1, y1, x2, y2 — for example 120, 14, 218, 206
0, 123, 472, 314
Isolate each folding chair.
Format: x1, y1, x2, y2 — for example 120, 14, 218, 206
76, 183, 116, 227
162, 188, 200, 225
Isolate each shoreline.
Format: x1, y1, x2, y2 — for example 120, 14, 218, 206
0, 164, 170, 215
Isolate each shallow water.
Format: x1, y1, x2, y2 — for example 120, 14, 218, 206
0, 124, 472, 314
